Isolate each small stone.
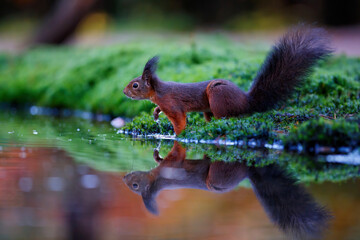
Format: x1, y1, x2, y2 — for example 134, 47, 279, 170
111, 117, 125, 128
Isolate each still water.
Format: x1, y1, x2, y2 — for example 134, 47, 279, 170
0, 112, 359, 240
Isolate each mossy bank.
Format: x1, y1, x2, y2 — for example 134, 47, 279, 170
0, 34, 359, 147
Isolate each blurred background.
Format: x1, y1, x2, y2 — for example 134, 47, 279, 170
0, 0, 360, 55
1, 2, 360, 239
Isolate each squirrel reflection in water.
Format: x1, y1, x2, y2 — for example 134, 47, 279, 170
123, 142, 331, 239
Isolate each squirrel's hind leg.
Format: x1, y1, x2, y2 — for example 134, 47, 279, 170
206, 161, 247, 192
206, 80, 249, 118
204, 112, 213, 122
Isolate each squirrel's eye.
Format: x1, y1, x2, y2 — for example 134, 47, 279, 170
133, 82, 139, 89
132, 183, 139, 189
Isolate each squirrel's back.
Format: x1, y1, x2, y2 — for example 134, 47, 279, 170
247, 26, 332, 113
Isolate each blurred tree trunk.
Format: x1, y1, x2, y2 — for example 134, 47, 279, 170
31, 0, 101, 45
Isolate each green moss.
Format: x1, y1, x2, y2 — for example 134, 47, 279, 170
121, 111, 277, 142
121, 111, 174, 135
283, 118, 360, 150
180, 113, 275, 141
122, 110, 360, 149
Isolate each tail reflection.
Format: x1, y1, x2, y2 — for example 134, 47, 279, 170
248, 165, 331, 239
123, 141, 331, 239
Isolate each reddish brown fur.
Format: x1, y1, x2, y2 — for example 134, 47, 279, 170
206, 80, 249, 118
123, 26, 332, 134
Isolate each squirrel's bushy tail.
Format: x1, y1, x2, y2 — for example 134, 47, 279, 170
247, 26, 332, 113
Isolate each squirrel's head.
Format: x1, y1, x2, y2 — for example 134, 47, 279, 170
123, 56, 159, 100
123, 171, 159, 215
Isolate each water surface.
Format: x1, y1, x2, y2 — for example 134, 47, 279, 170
0, 112, 359, 240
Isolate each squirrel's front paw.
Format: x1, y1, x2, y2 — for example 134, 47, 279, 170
154, 115, 159, 121
153, 149, 163, 163
153, 106, 161, 121
153, 148, 159, 157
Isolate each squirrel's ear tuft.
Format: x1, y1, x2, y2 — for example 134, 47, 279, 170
144, 56, 159, 74
142, 56, 159, 86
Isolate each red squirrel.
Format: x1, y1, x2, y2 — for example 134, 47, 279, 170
123, 26, 332, 134
123, 142, 330, 238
